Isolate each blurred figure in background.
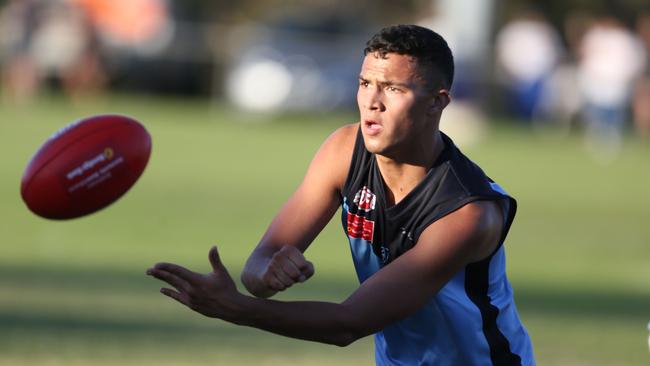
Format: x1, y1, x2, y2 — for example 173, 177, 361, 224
0, 0, 176, 106
576, 16, 646, 160
418, 0, 496, 147
72, 0, 174, 57
633, 13, 650, 140
495, 10, 561, 123
0, 0, 41, 104
0, 0, 106, 104
528, 13, 590, 135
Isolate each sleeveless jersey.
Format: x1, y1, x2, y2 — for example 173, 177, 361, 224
340, 128, 535, 365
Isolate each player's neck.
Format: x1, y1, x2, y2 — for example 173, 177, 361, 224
376, 132, 444, 206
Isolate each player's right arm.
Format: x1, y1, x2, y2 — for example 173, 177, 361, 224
241, 124, 357, 298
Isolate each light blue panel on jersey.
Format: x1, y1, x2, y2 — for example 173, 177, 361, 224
342, 198, 381, 282
373, 269, 492, 365
491, 247, 537, 365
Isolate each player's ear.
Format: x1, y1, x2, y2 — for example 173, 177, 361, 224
429, 89, 451, 114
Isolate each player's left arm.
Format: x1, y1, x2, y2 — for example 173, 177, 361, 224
146, 199, 504, 346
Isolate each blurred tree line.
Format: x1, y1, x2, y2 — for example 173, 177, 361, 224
158, 0, 650, 25
2, 0, 648, 108
163, 0, 431, 23
496, 0, 650, 32
1, 0, 647, 25
2, 0, 647, 44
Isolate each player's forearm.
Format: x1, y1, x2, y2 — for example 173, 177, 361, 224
241, 247, 277, 298
226, 294, 366, 347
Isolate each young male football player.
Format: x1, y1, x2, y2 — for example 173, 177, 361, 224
148, 24, 535, 366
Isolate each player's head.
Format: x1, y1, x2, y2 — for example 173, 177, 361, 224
364, 25, 454, 91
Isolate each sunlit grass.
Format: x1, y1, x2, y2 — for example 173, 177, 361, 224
1, 95, 649, 365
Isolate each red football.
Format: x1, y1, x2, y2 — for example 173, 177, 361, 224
21, 114, 152, 220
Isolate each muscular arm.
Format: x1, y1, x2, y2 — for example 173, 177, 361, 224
240, 124, 356, 297
148, 200, 504, 346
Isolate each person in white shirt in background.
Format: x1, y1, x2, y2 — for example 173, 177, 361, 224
577, 16, 646, 161
495, 10, 561, 123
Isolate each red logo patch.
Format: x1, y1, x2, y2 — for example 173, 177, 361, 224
347, 212, 374, 242
353, 186, 376, 212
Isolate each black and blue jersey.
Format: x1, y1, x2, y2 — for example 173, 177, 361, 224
340, 128, 535, 365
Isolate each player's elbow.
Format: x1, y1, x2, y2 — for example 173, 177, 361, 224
332, 336, 354, 347
326, 331, 360, 347
331, 311, 372, 347
331, 330, 362, 347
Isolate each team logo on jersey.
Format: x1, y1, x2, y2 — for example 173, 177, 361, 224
347, 212, 374, 242
348, 186, 376, 242
353, 186, 376, 212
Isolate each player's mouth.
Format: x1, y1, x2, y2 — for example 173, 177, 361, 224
363, 120, 382, 135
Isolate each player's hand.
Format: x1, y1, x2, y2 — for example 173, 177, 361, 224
259, 245, 315, 293
146, 246, 243, 320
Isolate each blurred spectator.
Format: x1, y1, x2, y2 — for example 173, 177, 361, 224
532, 62, 581, 134
495, 10, 562, 122
419, 0, 495, 102
0, 0, 40, 103
72, 0, 214, 96
72, 0, 174, 56
530, 13, 591, 134
578, 16, 645, 162
576, 16, 646, 158
633, 13, 650, 140
418, 0, 495, 147
0, 0, 106, 104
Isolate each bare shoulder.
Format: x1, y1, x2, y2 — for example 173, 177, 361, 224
453, 200, 503, 231
309, 123, 358, 191
419, 200, 505, 263
321, 123, 358, 156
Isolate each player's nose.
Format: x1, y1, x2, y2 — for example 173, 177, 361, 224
359, 88, 384, 112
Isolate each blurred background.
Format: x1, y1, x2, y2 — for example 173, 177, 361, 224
1, 0, 649, 365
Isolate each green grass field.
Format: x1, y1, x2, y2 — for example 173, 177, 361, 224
1, 95, 649, 365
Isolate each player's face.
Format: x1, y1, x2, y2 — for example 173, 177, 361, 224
357, 53, 448, 159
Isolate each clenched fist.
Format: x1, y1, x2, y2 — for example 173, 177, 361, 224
242, 245, 315, 298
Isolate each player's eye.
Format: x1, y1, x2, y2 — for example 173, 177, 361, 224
359, 80, 370, 88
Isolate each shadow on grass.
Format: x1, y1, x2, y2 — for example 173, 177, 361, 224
513, 286, 650, 323
0, 310, 223, 337
1, 263, 648, 339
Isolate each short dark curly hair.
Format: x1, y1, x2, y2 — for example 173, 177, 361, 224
364, 24, 454, 90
